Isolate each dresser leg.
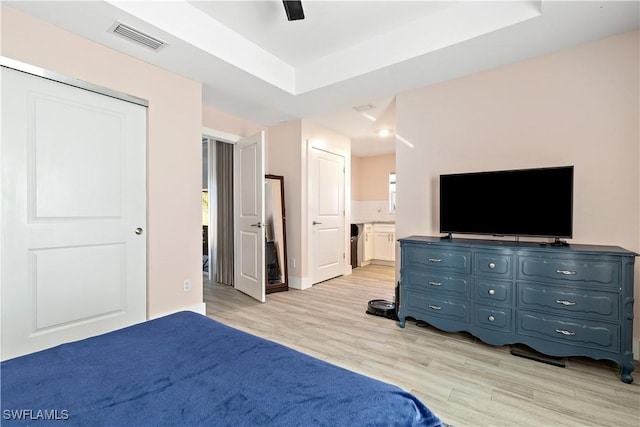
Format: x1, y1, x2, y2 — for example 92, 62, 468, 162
620, 363, 634, 384
399, 318, 406, 328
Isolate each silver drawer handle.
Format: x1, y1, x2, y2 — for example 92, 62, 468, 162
556, 269, 577, 275
488, 289, 496, 295
555, 328, 576, 336
488, 262, 496, 269
555, 300, 576, 306
428, 258, 442, 263
428, 304, 442, 310
488, 315, 495, 322
428, 281, 442, 286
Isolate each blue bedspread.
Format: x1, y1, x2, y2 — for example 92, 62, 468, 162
1, 311, 442, 426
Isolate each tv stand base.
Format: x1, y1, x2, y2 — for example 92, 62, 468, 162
550, 238, 569, 246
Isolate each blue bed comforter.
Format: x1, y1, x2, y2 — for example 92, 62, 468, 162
1, 311, 442, 426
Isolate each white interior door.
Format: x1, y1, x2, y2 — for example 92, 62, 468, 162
234, 132, 265, 302
309, 146, 345, 284
1, 66, 147, 360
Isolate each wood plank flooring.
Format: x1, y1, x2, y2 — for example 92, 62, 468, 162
204, 265, 640, 427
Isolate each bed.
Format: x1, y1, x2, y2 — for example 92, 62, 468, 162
1, 311, 443, 426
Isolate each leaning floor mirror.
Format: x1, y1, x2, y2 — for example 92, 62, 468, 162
265, 174, 288, 294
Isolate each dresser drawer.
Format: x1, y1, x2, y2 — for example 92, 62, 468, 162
517, 311, 619, 352
403, 246, 471, 274
404, 269, 469, 297
474, 279, 511, 305
518, 256, 619, 287
517, 283, 619, 321
474, 252, 513, 278
474, 304, 512, 332
404, 289, 469, 322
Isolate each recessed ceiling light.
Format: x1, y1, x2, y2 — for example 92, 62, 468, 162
376, 129, 394, 137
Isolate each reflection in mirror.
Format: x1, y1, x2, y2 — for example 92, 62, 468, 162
389, 172, 396, 213
265, 174, 288, 293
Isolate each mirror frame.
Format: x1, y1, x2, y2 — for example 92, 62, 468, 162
265, 174, 288, 293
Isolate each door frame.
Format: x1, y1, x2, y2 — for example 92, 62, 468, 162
201, 127, 240, 284
0, 57, 148, 107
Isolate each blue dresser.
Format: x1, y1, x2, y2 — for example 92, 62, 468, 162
398, 236, 637, 383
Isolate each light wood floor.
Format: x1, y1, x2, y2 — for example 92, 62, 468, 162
204, 265, 640, 427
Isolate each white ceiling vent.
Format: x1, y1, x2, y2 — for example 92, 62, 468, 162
109, 21, 166, 51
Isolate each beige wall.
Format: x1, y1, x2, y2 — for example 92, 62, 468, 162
265, 120, 303, 281
202, 105, 265, 138
1, 5, 204, 318
266, 119, 351, 288
351, 154, 395, 201
351, 156, 362, 201
396, 30, 640, 347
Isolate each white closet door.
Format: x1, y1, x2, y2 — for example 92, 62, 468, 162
308, 146, 345, 284
1, 66, 147, 360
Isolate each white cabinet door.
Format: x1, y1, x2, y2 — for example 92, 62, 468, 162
389, 231, 396, 262
1, 66, 147, 360
373, 224, 396, 261
363, 224, 373, 262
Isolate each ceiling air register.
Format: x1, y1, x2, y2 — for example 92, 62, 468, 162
109, 21, 167, 51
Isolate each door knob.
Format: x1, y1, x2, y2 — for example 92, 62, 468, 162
251, 222, 262, 228
135, 227, 144, 235
312, 221, 322, 225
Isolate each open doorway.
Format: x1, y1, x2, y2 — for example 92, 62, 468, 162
202, 135, 235, 286
202, 139, 210, 279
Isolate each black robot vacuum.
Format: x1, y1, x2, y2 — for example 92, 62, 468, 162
366, 299, 398, 320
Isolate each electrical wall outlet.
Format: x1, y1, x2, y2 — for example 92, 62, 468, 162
183, 279, 191, 292
289, 258, 296, 268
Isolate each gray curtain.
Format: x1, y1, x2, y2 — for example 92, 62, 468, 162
215, 140, 234, 285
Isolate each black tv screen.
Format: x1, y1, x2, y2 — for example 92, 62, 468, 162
439, 166, 573, 239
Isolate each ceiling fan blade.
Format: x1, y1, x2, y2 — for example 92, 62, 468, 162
283, 1, 305, 21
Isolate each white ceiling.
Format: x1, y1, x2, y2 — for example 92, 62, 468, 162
6, 1, 639, 156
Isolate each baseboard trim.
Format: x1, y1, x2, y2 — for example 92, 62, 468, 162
371, 259, 395, 267
188, 302, 207, 316
288, 276, 313, 290
149, 302, 206, 320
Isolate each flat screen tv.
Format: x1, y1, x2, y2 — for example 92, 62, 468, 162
439, 166, 573, 239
